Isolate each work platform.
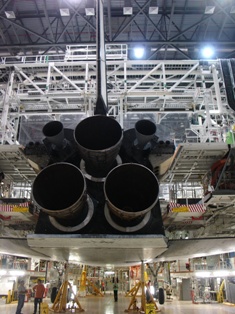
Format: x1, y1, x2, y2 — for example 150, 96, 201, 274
161, 142, 229, 184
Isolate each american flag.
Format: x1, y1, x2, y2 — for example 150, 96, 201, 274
0, 202, 29, 212
168, 202, 206, 213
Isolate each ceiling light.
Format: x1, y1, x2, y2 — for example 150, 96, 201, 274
60, 8, 70, 16
149, 6, 159, 14
201, 46, 215, 58
195, 271, 211, 277
9, 270, 25, 276
85, 0, 95, 16
205, 6, 215, 14
151, 48, 188, 52
230, 6, 235, 13
123, 7, 133, 15
105, 271, 115, 275
213, 270, 229, 277
85, 8, 95, 16
0, 270, 7, 275
134, 47, 145, 59
123, 0, 133, 15
5, 11, 16, 19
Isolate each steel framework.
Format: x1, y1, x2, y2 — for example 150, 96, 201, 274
0, 44, 234, 145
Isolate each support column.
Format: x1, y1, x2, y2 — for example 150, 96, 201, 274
0, 71, 15, 144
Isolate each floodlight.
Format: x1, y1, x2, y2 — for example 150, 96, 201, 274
205, 6, 215, 14
134, 47, 145, 59
149, 6, 159, 14
201, 46, 214, 59
60, 8, 70, 16
85, 0, 95, 16
5, 11, 15, 19
123, 0, 133, 15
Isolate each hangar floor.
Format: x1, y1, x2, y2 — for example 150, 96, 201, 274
1, 295, 235, 314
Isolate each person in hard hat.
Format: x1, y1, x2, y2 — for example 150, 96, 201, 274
15, 280, 27, 314
32, 279, 45, 314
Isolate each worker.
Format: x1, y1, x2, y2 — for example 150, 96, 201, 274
166, 284, 172, 299
15, 280, 27, 314
113, 282, 118, 302
146, 280, 152, 303
101, 281, 105, 291
32, 279, 45, 314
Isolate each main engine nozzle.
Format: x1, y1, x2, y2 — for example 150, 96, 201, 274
32, 162, 87, 220
104, 163, 159, 221
74, 116, 123, 178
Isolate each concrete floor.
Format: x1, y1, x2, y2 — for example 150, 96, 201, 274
1, 295, 235, 314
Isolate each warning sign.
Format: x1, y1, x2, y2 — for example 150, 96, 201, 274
172, 205, 189, 212
40, 302, 49, 314
12, 206, 29, 212
145, 303, 156, 314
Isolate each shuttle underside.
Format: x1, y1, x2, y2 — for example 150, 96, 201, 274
26, 117, 174, 265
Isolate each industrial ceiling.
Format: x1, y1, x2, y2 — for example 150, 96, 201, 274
0, 0, 234, 60
1, 0, 235, 266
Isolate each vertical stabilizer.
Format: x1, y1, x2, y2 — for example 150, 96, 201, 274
94, 0, 107, 115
